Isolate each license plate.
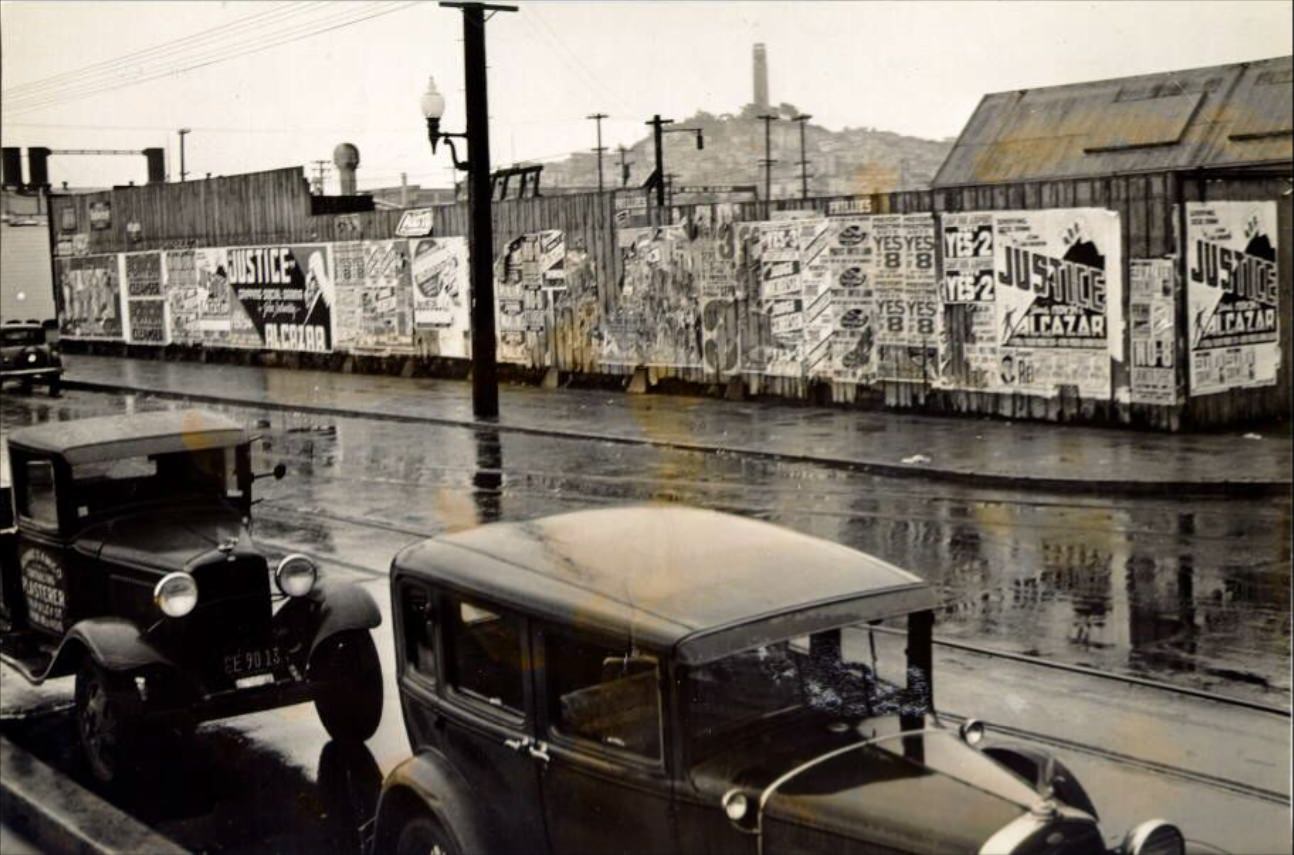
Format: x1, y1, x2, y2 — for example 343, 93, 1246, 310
224, 646, 282, 677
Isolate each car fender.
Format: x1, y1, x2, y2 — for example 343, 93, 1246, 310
373, 750, 492, 854
45, 617, 177, 680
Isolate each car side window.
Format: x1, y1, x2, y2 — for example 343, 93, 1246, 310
545, 631, 662, 763
401, 583, 437, 683
446, 598, 524, 714
19, 460, 58, 528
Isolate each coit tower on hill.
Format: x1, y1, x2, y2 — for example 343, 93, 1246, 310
753, 43, 769, 110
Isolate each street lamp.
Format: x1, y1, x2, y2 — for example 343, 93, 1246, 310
420, 77, 468, 169
422, 2, 517, 420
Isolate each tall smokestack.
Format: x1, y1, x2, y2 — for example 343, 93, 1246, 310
333, 142, 360, 195
753, 43, 769, 111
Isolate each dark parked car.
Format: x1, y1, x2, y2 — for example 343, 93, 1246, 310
1, 319, 62, 396
373, 506, 1189, 855
0, 409, 383, 783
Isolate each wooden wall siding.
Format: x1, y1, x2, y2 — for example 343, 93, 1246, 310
48, 167, 1290, 428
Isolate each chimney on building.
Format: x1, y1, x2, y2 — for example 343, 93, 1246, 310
1, 147, 22, 188
753, 43, 769, 111
333, 142, 360, 195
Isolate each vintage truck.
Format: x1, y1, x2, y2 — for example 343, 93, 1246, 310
0, 409, 383, 783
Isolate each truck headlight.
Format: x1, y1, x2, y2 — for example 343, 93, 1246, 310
1124, 820, 1185, 855
275, 554, 317, 597
154, 572, 198, 617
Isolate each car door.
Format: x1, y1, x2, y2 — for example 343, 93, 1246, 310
532, 623, 676, 854
438, 593, 549, 853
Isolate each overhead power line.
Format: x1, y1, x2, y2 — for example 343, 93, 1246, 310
3, 2, 412, 113
2, 2, 419, 115
3, 2, 316, 100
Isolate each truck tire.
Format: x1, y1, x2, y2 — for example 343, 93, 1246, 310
75, 660, 140, 784
395, 815, 461, 855
311, 630, 383, 742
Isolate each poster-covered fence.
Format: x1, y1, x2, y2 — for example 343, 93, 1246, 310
52, 176, 1288, 428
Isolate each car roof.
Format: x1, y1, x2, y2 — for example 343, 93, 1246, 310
394, 505, 937, 665
5, 409, 248, 465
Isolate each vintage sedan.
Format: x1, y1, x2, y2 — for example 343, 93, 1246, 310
0, 319, 62, 396
372, 506, 1190, 855
0, 409, 383, 783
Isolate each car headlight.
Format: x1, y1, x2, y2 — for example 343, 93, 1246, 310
722, 790, 749, 821
275, 554, 317, 597
1124, 820, 1185, 855
154, 572, 198, 617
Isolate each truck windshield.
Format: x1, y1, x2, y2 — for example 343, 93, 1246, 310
685, 623, 929, 752
72, 447, 233, 517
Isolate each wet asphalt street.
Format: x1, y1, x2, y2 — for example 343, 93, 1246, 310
1, 387, 1290, 853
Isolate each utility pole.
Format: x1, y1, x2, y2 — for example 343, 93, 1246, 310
587, 112, 607, 193
177, 128, 191, 182
757, 113, 779, 217
617, 145, 632, 187
442, 0, 518, 419
793, 114, 811, 201
311, 159, 329, 194
645, 114, 672, 210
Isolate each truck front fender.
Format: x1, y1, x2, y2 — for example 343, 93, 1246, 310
46, 617, 176, 679
373, 750, 491, 855
274, 578, 382, 660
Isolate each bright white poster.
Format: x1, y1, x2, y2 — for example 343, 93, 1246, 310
1186, 201, 1279, 396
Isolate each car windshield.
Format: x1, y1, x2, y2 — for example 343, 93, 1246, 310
1, 328, 44, 346
684, 622, 929, 753
72, 447, 234, 517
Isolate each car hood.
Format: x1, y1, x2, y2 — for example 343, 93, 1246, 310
75, 502, 256, 572
693, 716, 1052, 854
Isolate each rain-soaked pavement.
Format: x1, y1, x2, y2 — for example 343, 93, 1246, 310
1, 388, 1290, 853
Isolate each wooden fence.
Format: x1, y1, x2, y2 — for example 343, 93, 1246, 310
47, 165, 1291, 429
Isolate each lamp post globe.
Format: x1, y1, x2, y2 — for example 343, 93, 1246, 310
421, 77, 446, 152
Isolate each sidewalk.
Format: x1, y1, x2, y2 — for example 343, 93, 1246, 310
56, 354, 1290, 494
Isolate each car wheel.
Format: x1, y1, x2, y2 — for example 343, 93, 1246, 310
48, 376, 61, 397
395, 815, 460, 855
311, 630, 383, 742
19, 378, 32, 394
75, 660, 139, 785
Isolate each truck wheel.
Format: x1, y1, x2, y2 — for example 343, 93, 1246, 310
395, 815, 460, 855
75, 660, 139, 785
311, 630, 383, 742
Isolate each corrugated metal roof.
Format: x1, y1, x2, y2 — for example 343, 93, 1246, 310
933, 56, 1292, 187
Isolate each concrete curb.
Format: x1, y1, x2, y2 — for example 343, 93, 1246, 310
0, 736, 188, 855
61, 378, 1291, 497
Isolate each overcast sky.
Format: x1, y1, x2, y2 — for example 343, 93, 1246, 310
2, 0, 1291, 191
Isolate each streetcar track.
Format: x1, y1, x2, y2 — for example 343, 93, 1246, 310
254, 506, 1293, 807
939, 711, 1290, 806
257, 501, 1292, 717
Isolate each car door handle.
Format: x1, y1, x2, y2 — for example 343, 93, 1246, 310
527, 741, 550, 763
504, 736, 531, 751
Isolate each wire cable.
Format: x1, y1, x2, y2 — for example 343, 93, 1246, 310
3, 2, 410, 113
3, 2, 419, 115
2, 2, 318, 100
